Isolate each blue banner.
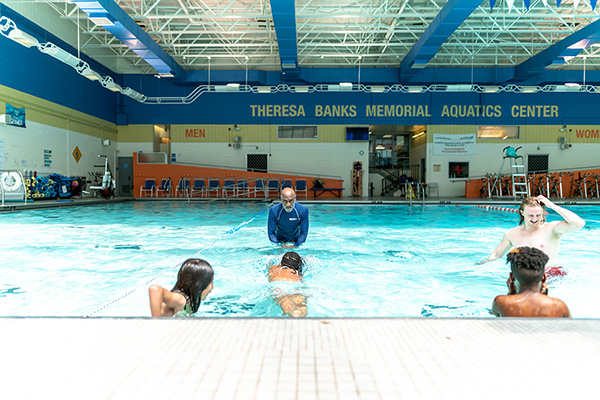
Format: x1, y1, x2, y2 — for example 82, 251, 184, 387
6, 103, 26, 128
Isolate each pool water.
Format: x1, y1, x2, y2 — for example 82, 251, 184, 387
0, 202, 598, 318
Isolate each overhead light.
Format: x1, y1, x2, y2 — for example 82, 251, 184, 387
158, 73, 174, 78
406, 86, 423, 93
122, 87, 145, 101
554, 83, 581, 92
383, 135, 392, 138
294, 86, 310, 93
375, 145, 385, 150
481, 86, 500, 93
339, 82, 353, 90
88, 13, 115, 26
520, 86, 538, 93
257, 86, 272, 93
327, 84, 341, 91
446, 84, 473, 92
412, 132, 426, 139
40, 45, 80, 67
369, 86, 386, 93
226, 83, 240, 92
80, 66, 102, 81
7, 28, 39, 48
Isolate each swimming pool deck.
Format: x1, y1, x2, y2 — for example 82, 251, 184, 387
2, 196, 599, 399
1, 317, 598, 399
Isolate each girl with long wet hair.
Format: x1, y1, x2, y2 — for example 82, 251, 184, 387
149, 258, 214, 317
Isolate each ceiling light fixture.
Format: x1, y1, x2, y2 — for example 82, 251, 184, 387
7, 28, 39, 48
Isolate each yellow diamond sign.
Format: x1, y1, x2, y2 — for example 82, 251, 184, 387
72, 146, 82, 163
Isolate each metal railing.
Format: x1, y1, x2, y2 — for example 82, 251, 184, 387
1, 170, 27, 206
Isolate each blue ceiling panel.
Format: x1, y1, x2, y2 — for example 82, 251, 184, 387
270, 0, 299, 77
71, 0, 184, 77
401, 0, 481, 74
514, 17, 600, 80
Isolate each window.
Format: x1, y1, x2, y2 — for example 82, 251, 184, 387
528, 154, 548, 174
478, 126, 519, 139
278, 125, 318, 139
247, 154, 268, 173
449, 162, 469, 178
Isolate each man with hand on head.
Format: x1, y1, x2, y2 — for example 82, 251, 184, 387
268, 187, 309, 248
479, 195, 585, 275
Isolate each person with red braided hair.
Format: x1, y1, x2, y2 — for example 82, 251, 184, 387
491, 247, 570, 318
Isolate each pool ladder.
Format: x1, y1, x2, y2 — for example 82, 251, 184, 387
404, 181, 425, 205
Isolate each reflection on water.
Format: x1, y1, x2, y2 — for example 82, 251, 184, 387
0, 202, 598, 318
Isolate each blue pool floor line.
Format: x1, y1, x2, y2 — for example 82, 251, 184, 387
84, 207, 270, 317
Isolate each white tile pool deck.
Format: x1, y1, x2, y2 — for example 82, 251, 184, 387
1, 317, 599, 399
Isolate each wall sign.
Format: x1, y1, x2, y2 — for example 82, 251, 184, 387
433, 134, 476, 155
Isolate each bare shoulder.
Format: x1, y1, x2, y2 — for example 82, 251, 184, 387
548, 297, 571, 317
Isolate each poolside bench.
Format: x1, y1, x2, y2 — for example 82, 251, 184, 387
310, 187, 345, 198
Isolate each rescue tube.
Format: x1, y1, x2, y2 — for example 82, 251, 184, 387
0, 172, 22, 192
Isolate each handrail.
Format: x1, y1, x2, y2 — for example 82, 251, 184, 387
0, 170, 27, 206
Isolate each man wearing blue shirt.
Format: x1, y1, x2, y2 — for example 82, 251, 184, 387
268, 187, 309, 247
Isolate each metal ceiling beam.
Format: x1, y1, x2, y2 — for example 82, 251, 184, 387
514, 17, 600, 80
270, 0, 298, 77
71, 0, 184, 77
401, 0, 482, 71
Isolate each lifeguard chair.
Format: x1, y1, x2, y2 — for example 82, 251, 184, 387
490, 146, 528, 199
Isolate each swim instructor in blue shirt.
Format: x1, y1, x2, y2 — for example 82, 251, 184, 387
268, 187, 309, 248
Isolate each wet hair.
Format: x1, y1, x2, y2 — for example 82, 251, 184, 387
171, 258, 214, 313
518, 197, 546, 225
506, 247, 549, 287
281, 251, 303, 275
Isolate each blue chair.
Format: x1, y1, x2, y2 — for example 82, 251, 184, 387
236, 179, 249, 197
254, 178, 267, 198
222, 179, 236, 197
267, 179, 280, 197
281, 179, 292, 190
176, 178, 190, 197
295, 179, 307, 199
191, 179, 206, 197
207, 179, 220, 197
156, 178, 171, 197
140, 179, 156, 197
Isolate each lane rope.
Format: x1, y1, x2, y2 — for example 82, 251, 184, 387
476, 204, 519, 213
85, 207, 270, 317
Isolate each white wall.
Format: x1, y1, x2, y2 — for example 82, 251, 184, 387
167, 141, 370, 196
426, 141, 600, 197
0, 120, 116, 178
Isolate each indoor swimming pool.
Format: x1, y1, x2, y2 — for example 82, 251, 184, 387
0, 201, 598, 318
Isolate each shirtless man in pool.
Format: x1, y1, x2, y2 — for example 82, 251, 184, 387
480, 195, 585, 272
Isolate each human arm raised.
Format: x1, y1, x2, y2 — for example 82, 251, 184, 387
537, 195, 585, 236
